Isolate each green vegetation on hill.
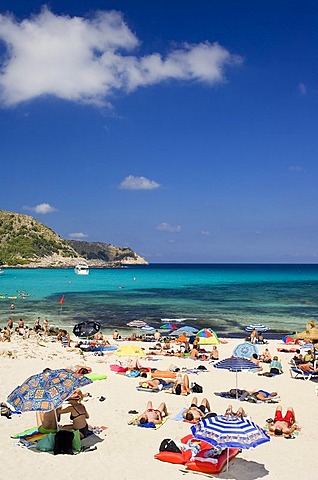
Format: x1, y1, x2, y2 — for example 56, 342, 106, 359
0, 210, 77, 265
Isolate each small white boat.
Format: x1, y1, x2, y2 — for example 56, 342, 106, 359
0, 268, 4, 275
74, 263, 89, 275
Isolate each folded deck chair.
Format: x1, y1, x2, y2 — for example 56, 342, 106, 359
290, 366, 318, 381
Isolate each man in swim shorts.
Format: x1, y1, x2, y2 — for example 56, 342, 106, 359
267, 406, 296, 436
183, 397, 212, 422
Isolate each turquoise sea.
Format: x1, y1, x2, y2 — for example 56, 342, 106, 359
1, 264, 318, 336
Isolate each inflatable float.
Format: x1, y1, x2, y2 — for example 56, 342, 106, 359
154, 433, 239, 473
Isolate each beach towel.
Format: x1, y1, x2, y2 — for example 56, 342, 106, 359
136, 386, 160, 393
172, 408, 187, 421
85, 372, 107, 381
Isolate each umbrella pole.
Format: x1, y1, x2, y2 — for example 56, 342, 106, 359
226, 447, 229, 471
54, 409, 60, 432
236, 371, 238, 399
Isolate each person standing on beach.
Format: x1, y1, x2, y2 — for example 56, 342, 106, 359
7, 318, 13, 330
42, 317, 49, 335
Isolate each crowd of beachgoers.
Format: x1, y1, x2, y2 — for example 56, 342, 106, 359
0, 316, 317, 479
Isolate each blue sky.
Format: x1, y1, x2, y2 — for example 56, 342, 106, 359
0, 1, 317, 263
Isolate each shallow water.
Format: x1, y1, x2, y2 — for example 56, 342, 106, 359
1, 264, 317, 335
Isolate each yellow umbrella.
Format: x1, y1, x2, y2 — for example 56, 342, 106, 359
114, 345, 146, 357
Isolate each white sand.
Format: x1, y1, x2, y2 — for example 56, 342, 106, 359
0, 334, 317, 480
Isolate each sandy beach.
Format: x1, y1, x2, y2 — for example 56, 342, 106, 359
0, 333, 317, 480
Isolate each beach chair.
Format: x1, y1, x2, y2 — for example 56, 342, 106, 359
289, 366, 318, 381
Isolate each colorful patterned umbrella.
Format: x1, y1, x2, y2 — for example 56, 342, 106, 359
233, 342, 259, 359
196, 328, 220, 345
160, 323, 178, 330
191, 414, 270, 449
7, 369, 92, 412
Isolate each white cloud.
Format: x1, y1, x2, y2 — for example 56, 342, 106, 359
68, 232, 88, 239
0, 8, 242, 106
156, 222, 182, 233
289, 165, 303, 172
23, 203, 57, 214
298, 82, 307, 95
201, 230, 210, 236
119, 175, 160, 190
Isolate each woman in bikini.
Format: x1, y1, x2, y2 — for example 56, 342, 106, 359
58, 397, 90, 438
138, 401, 168, 425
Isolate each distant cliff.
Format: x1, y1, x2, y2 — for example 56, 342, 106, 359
68, 240, 148, 265
0, 210, 148, 267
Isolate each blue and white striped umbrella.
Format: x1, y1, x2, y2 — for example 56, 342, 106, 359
214, 357, 257, 396
140, 325, 156, 332
191, 414, 270, 450
233, 342, 259, 359
245, 324, 269, 333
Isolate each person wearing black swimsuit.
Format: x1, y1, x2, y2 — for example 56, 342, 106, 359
58, 397, 90, 438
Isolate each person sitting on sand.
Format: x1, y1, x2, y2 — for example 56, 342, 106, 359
224, 404, 247, 418
57, 396, 90, 438
260, 348, 272, 363
112, 329, 120, 340
1, 327, 11, 342
171, 373, 190, 395
259, 356, 283, 376
183, 397, 212, 422
7, 318, 13, 330
190, 346, 199, 360
267, 406, 296, 436
250, 353, 263, 371
209, 346, 219, 362
138, 400, 168, 425
36, 409, 59, 433
292, 349, 303, 365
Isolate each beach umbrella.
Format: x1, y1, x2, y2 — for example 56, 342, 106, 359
7, 368, 92, 413
282, 334, 296, 344
140, 325, 156, 332
214, 357, 257, 398
160, 323, 178, 330
127, 320, 148, 328
114, 345, 146, 357
233, 342, 259, 359
191, 415, 270, 470
73, 321, 101, 338
245, 324, 269, 333
170, 326, 199, 336
196, 328, 220, 345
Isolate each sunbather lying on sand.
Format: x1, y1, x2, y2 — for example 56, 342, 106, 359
224, 405, 247, 418
138, 401, 168, 425
266, 406, 296, 436
182, 397, 213, 422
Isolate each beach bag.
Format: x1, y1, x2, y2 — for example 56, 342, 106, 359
159, 439, 182, 454
36, 433, 56, 452
53, 430, 74, 455
191, 383, 203, 394
0, 402, 12, 419
126, 369, 140, 378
